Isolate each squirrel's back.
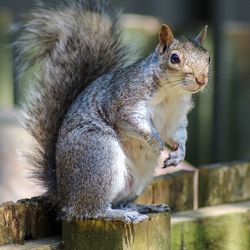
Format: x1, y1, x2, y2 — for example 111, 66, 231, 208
18, 0, 129, 198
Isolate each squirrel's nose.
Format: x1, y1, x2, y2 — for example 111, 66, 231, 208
195, 73, 207, 86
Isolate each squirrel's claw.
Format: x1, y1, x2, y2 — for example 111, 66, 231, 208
163, 157, 180, 168
163, 144, 185, 168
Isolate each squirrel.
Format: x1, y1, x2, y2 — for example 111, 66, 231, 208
17, 0, 210, 223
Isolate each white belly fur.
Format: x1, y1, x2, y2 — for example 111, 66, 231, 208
150, 89, 193, 141
120, 137, 158, 202
118, 89, 193, 203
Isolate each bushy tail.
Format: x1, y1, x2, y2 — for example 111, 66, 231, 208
17, 0, 129, 198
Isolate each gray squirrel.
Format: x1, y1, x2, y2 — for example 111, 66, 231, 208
18, 0, 210, 223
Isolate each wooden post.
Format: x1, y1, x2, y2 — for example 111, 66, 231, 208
172, 201, 250, 250
0, 202, 26, 245
62, 212, 170, 250
137, 170, 196, 212
0, 197, 60, 246
198, 162, 250, 207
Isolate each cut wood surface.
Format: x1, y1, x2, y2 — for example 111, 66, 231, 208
63, 212, 170, 250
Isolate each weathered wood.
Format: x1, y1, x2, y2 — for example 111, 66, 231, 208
0, 202, 26, 245
0, 197, 60, 246
137, 170, 196, 212
172, 200, 250, 250
0, 237, 61, 250
62, 212, 170, 250
17, 197, 60, 239
199, 162, 250, 207
135, 185, 154, 205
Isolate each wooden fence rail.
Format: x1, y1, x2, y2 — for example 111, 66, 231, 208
0, 161, 250, 249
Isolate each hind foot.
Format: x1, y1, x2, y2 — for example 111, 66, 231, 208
115, 203, 170, 214
97, 208, 148, 224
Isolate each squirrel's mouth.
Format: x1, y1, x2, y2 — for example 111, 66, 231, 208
190, 88, 201, 93
185, 83, 206, 93
182, 76, 208, 93
190, 84, 207, 93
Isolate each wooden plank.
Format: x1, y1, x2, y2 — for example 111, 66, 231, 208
137, 170, 196, 212
199, 162, 250, 207
0, 197, 60, 246
17, 197, 61, 240
0, 237, 61, 250
172, 201, 250, 250
62, 212, 170, 250
0, 202, 26, 245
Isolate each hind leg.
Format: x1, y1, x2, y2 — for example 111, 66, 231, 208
56, 129, 147, 223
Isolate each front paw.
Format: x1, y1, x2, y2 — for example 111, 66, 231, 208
148, 132, 165, 153
163, 144, 185, 168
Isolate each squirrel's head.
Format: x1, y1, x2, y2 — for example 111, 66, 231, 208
155, 24, 210, 93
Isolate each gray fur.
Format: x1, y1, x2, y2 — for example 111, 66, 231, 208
19, 0, 210, 222
17, 0, 128, 199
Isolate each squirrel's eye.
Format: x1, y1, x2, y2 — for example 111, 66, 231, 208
208, 56, 211, 63
170, 53, 180, 64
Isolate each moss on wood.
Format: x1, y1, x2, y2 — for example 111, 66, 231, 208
172, 201, 250, 250
62, 212, 170, 250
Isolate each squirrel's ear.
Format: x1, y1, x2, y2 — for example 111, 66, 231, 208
195, 25, 208, 45
159, 24, 174, 49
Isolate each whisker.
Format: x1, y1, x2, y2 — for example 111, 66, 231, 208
203, 85, 214, 94
166, 81, 184, 88
159, 79, 184, 90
